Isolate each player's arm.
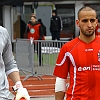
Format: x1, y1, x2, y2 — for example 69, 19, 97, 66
55, 77, 66, 100
54, 44, 70, 100
59, 16, 63, 31
3, 29, 21, 84
8, 71, 21, 84
3, 29, 30, 100
55, 92, 65, 100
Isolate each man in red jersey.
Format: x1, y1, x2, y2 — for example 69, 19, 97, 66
53, 6, 100, 100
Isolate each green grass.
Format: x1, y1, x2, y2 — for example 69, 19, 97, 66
34, 53, 58, 66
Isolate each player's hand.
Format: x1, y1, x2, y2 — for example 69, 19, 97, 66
15, 88, 30, 100
12, 81, 30, 100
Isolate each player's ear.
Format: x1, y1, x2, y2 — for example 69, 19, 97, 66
76, 20, 80, 27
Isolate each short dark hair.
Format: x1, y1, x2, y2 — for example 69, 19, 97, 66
78, 6, 97, 19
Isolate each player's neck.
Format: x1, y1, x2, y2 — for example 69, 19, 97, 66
79, 34, 96, 43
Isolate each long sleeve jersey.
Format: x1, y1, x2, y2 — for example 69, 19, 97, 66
0, 26, 18, 99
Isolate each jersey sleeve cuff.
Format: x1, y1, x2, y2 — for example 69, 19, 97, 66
6, 67, 19, 76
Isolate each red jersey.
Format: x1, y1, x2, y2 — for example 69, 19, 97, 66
27, 23, 45, 40
53, 36, 100, 100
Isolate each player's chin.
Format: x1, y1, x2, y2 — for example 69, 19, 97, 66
85, 32, 94, 37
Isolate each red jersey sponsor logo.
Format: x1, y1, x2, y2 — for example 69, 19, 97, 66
78, 65, 100, 71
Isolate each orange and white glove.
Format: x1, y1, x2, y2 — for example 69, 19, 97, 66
12, 81, 30, 100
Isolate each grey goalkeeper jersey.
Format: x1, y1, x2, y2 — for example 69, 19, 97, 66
0, 26, 18, 99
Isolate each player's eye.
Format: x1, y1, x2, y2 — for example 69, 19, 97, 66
90, 19, 96, 23
82, 19, 88, 23
82, 19, 96, 23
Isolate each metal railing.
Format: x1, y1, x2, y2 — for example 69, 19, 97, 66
15, 38, 69, 80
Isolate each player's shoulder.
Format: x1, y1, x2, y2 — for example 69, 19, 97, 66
0, 26, 8, 33
61, 37, 79, 51
0, 26, 9, 38
64, 37, 79, 47
0, 26, 7, 31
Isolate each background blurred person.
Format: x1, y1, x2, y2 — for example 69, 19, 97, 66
38, 18, 46, 36
50, 10, 62, 40
26, 15, 45, 66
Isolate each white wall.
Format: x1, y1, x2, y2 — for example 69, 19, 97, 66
3, 6, 12, 39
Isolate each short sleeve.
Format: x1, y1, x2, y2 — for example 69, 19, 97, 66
53, 44, 70, 79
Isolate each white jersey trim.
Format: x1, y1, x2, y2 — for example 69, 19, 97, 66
56, 52, 77, 100
6, 67, 19, 75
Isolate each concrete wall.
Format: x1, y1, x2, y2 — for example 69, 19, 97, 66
3, 6, 12, 39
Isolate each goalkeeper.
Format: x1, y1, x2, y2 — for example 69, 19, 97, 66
0, 23, 30, 100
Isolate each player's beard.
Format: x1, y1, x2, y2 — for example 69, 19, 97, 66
80, 28, 94, 37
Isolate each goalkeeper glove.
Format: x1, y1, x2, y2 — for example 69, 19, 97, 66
12, 81, 30, 100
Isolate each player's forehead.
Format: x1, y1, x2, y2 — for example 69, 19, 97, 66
79, 10, 96, 20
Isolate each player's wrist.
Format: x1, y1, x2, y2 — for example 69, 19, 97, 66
12, 81, 23, 92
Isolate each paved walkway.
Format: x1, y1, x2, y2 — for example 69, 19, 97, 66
8, 71, 68, 100
9, 93, 67, 100
8, 73, 55, 100
9, 93, 55, 100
